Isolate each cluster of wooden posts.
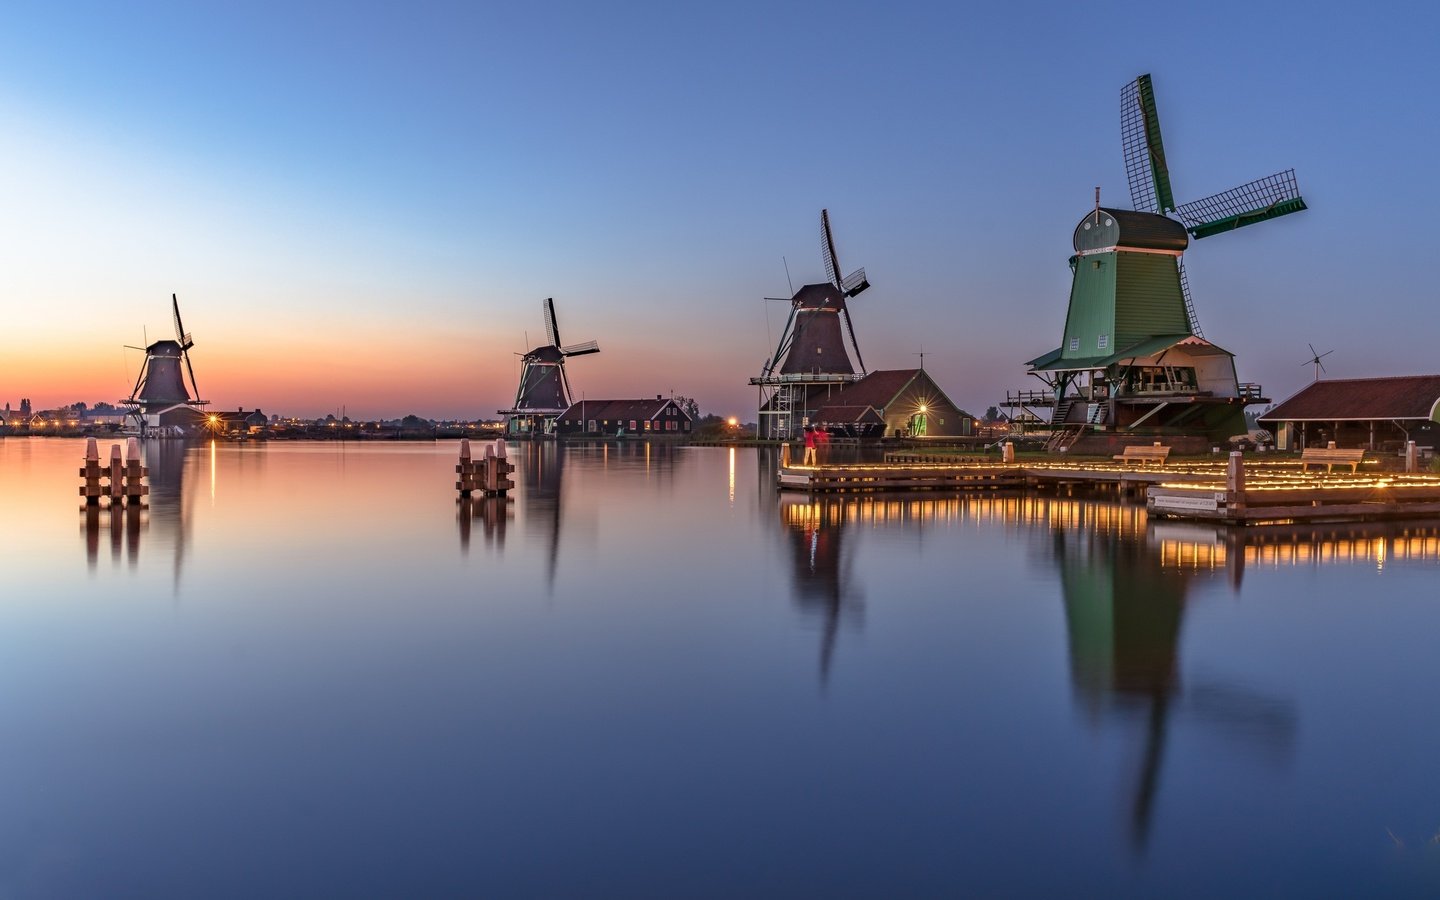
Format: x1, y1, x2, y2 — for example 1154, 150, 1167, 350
79, 437, 148, 506
456, 438, 515, 497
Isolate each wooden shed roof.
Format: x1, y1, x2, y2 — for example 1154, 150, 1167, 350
1259, 375, 1440, 423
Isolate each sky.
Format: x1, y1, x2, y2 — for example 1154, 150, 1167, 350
1, 0, 1436, 420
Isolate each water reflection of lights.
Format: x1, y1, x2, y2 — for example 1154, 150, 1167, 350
728, 447, 735, 505
778, 492, 1440, 572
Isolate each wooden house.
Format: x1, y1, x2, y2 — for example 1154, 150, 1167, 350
811, 369, 972, 438
554, 396, 693, 437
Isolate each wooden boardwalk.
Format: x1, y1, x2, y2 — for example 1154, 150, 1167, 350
778, 457, 1440, 526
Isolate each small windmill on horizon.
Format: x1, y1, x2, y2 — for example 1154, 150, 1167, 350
1302, 343, 1334, 382
498, 298, 599, 437
122, 294, 208, 434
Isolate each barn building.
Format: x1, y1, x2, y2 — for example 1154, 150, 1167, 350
554, 396, 693, 437
810, 369, 973, 438
1258, 376, 1440, 452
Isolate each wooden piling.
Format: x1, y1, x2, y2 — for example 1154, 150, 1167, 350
1226, 451, 1246, 517
456, 438, 480, 496
123, 438, 148, 505
79, 437, 105, 505
108, 445, 124, 502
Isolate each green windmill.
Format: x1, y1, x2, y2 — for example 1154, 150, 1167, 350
1020, 74, 1307, 449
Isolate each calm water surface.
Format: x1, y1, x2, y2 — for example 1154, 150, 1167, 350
4, 437, 1440, 897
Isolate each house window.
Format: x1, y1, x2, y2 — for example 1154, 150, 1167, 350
629, 419, 637, 431
684, 421, 690, 431
587, 420, 596, 431
1069, 337, 1080, 352
1098, 334, 1109, 350
645, 421, 652, 431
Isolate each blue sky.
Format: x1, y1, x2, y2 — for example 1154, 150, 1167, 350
1, 0, 1436, 418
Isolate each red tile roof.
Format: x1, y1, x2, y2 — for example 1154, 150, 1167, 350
557, 398, 690, 422
1259, 376, 1440, 422
816, 369, 923, 410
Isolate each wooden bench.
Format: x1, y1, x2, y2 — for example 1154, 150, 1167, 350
1300, 447, 1365, 473
1113, 445, 1170, 467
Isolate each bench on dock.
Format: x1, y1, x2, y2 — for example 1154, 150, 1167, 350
1300, 447, 1365, 473
1113, 445, 1170, 467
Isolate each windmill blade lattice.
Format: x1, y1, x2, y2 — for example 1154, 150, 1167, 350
821, 209, 842, 290
561, 340, 599, 357
543, 297, 560, 348
1173, 170, 1307, 239
1121, 75, 1175, 215
172, 293, 194, 349
172, 294, 202, 401
1176, 258, 1203, 339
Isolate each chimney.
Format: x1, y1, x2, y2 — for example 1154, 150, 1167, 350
656, 394, 662, 401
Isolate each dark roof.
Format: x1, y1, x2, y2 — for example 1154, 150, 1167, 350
791, 282, 842, 310
558, 398, 691, 422
1259, 375, 1440, 423
812, 369, 968, 420
818, 369, 921, 409
1073, 208, 1189, 253
811, 405, 885, 425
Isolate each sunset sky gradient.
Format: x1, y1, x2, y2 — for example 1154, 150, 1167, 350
2, 1, 1436, 419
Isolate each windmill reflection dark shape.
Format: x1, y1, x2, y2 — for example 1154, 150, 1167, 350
519, 440, 564, 591
751, 210, 871, 440
499, 298, 599, 436
778, 496, 863, 686
124, 294, 208, 433
1054, 524, 1295, 852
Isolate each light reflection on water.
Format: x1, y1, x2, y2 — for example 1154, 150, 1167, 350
4, 437, 1440, 895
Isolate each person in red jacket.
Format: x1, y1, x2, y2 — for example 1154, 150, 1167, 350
802, 426, 818, 466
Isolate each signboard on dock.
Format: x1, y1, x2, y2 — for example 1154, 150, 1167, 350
1150, 492, 1223, 512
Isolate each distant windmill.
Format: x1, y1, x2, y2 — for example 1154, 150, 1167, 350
499, 298, 599, 435
750, 209, 873, 439
1301, 343, 1334, 381
1121, 73, 1308, 336
763, 209, 871, 379
123, 294, 208, 431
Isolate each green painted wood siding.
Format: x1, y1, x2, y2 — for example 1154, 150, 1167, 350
1114, 252, 1189, 347
1060, 252, 1117, 360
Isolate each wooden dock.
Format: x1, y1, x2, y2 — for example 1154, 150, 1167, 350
778, 453, 1440, 526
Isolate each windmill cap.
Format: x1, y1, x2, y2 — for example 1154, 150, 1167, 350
1074, 208, 1188, 253
145, 339, 186, 356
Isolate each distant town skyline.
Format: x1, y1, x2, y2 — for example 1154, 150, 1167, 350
2, 1, 1436, 420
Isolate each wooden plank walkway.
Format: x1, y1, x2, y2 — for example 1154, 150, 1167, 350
778, 457, 1440, 526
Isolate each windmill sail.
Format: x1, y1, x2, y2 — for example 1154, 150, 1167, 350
1173, 169, 1307, 239
1121, 75, 1175, 215
544, 297, 560, 349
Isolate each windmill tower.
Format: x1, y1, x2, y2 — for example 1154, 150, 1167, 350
1022, 74, 1306, 447
750, 209, 872, 440
498, 298, 600, 436
123, 294, 208, 434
